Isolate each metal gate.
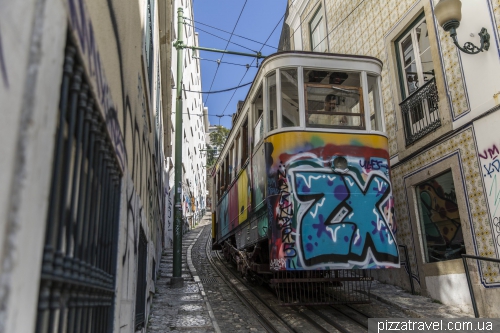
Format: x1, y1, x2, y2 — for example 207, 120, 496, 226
35, 33, 121, 333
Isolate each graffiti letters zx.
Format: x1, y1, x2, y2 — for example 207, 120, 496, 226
291, 169, 398, 267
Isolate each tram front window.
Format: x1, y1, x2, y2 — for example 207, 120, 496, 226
304, 69, 364, 129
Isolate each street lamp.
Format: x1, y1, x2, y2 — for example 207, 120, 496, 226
434, 0, 490, 54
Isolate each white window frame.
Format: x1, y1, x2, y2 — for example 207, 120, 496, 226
309, 7, 327, 52
396, 14, 436, 134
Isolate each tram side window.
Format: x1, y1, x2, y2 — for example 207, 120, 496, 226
368, 75, 383, 131
303, 69, 364, 129
241, 118, 249, 165
281, 68, 300, 127
215, 173, 219, 201
252, 85, 264, 147
225, 155, 230, 190
218, 167, 223, 196
231, 138, 239, 179
229, 145, 234, 181
236, 133, 242, 172
267, 72, 277, 131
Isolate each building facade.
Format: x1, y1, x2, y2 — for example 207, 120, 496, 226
283, 0, 500, 316
164, 0, 208, 248
0, 0, 176, 331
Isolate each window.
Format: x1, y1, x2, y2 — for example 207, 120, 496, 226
236, 133, 242, 171
241, 118, 248, 165
416, 171, 465, 263
396, 14, 435, 98
304, 69, 364, 129
281, 68, 300, 127
224, 155, 229, 190
252, 85, 264, 147
36, 37, 120, 332
267, 72, 277, 131
310, 7, 326, 52
367, 74, 383, 131
395, 13, 440, 145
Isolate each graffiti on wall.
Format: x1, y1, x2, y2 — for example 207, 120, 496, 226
479, 142, 500, 248
67, 0, 126, 170
270, 162, 296, 270
165, 174, 174, 248
0, 28, 8, 88
267, 132, 398, 270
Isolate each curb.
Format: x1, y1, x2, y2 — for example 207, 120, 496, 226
186, 225, 221, 333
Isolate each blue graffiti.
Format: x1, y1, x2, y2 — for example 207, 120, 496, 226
292, 170, 398, 267
359, 158, 389, 171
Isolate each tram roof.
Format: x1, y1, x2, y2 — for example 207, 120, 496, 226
209, 51, 384, 175
243, 51, 383, 109
260, 50, 383, 68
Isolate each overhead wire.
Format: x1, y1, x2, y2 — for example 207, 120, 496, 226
217, 0, 366, 117
184, 17, 278, 50
220, 4, 286, 116
287, 0, 324, 50
203, 0, 249, 105
182, 81, 252, 94
184, 22, 259, 53
312, 0, 367, 52
192, 56, 257, 68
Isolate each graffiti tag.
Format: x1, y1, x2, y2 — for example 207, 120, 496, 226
493, 217, 500, 248
68, 0, 126, 170
276, 163, 296, 269
270, 258, 286, 270
291, 170, 398, 267
0, 28, 8, 88
359, 158, 389, 172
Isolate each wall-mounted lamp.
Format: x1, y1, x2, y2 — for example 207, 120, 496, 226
434, 0, 490, 54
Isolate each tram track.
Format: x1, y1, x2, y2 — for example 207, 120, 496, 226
205, 235, 294, 333
205, 234, 375, 332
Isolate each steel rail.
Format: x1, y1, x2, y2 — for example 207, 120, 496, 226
204, 234, 287, 333
212, 248, 337, 333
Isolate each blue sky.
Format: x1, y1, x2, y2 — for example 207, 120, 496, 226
192, 0, 288, 129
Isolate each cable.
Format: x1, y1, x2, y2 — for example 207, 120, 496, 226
312, 0, 367, 52
221, 5, 285, 115
183, 81, 252, 94
184, 22, 258, 53
203, 0, 249, 106
171, 112, 232, 117
184, 17, 278, 50
286, 1, 318, 50
193, 56, 257, 68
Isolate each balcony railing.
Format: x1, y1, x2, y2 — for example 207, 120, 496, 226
400, 78, 440, 146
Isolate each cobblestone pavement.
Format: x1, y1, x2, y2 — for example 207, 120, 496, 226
190, 223, 266, 333
147, 217, 216, 333
147, 212, 473, 333
147, 213, 265, 333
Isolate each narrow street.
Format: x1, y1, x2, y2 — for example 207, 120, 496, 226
3, 0, 500, 331
147, 212, 473, 333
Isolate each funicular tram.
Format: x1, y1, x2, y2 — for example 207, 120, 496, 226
210, 51, 399, 305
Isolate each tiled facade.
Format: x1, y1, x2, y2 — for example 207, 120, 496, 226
285, 0, 500, 316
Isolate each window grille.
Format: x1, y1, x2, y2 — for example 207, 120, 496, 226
35, 34, 122, 333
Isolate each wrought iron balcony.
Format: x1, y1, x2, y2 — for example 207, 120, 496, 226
400, 78, 440, 146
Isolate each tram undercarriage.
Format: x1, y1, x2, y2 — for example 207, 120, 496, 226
220, 239, 373, 306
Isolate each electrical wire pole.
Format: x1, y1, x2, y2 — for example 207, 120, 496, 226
171, 7, 185, 288
171, 7, 266, 288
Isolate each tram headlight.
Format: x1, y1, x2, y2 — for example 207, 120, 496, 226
332, 156, 348, 172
